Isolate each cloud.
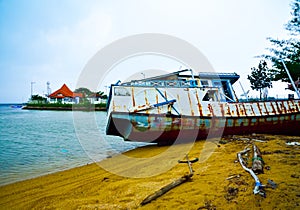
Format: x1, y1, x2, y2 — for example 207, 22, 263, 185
0, 9, 113, 102
26, 11, 113, 93
43, 11, 112, 61
0, 0, 293, 102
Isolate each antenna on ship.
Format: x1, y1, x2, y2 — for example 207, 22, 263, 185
281, 59, 300, 99
239, 81, 249, 101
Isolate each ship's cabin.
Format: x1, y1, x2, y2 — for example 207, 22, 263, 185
197, 72, 240, 102
119, 69, 240, 103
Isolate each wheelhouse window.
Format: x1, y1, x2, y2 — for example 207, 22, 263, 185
213, 81, 222, 87
221, 81, 234, 102
202, 90, 219, 101
200, 80, 209, 87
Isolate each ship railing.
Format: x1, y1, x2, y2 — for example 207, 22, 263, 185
121, 80, 205, 88
122, 80, 191, 87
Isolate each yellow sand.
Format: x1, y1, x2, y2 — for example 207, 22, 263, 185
0, 134, 299, 209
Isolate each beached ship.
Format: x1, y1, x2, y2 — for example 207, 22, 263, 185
106, 69, 300, 145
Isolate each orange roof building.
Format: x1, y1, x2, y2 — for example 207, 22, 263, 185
49, 84, 83, 99
48, 84, 83, 104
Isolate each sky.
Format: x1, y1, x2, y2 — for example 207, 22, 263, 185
0, 0, 296, 103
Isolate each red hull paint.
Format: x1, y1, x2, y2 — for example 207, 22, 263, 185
106, 112, 300, 145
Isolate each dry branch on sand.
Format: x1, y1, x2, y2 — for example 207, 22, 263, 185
140, 155, 198, 206
237, 145, 266, 197
140, 174, 193, 206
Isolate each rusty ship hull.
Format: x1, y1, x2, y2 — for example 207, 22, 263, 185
106, 70, 300, 145
106, 101, 300, 145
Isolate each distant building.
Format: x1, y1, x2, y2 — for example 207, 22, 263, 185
48, 84, 83, 104
87, 93, 106, 104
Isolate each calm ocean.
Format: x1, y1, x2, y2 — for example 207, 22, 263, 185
0, 104, 144, 186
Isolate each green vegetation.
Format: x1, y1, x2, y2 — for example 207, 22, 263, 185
74, 87, 108, 99
30, 95, 47, 103
247, 60, 273, 100
25, 102, 106, 111
96, 91, 108, 99
248, 0, 300, 98
26, 87, 108, 111
261, 0, 300, 83
74, 87, 93, 97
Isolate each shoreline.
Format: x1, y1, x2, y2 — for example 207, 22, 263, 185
0, 159, 95, 187
0, 134, 299, 209
22, 105, 106, 111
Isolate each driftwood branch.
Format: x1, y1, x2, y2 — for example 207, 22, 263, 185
252, 139, 266, 143
140, 154, 197, 206
237, 147, 265, 197
178, 155, 198, 175
226, 174, 241, 180
140, 174, 192, 206
252, 144, 264, 174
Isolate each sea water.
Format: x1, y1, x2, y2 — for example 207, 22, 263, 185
0, 104, 145, 186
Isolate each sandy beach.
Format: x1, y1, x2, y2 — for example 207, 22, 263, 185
0, 134, 299, 209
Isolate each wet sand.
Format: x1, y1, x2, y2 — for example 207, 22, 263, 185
0, 134, 299, 209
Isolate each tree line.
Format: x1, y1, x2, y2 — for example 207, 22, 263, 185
30, 87, 107, 103
73, 87, 108, 99
248, 0, 300, 99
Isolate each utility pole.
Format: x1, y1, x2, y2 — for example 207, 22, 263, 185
31, 82, 35, 98
46, 81, 51, 96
